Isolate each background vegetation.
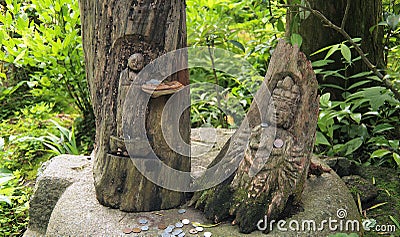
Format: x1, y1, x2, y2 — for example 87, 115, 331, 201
0, 0, 399, 235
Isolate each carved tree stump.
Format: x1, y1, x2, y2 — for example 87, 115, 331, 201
79, 0, 190, 211
191, 40, 319, 233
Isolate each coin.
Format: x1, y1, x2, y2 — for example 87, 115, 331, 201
189, 229, 198, 234
132, 227, 142, 233
178, 209, 186, 214
172, 228, 183, 235
274, 138, 284, 148
158, 224, 167, 230
204, 232, 212, 237
260, 123, 269, 128
141, 225, 149, 231
175, 222, 184, 228
165, 225, 174, 233
122, 227, 132, 234
138, 218, 148, 224
181, 219, 190, 225
195, 226, 204, 232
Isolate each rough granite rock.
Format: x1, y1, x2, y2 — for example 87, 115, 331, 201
322, 157, 357, 177
26, 155, 91, 235
342, 175, 379, 204
24, 129, 361, 237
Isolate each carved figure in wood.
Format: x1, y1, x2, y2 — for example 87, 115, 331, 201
110, 53, 145, 157
232, 76, 306, 219
190, 41, 320, 233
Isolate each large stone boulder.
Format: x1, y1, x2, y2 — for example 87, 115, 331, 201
24, 129, 361, 237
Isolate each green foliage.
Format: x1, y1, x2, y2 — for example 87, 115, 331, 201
313, 41, 400, 168
0, 0, 93, 125
0, 0, 93, 156
186, 0, 285, 128
389, 215, 400, 230
0, 102, 79, 234
0, 168, 30, 236
190, 68, 263, 128
28, 120, 80, 156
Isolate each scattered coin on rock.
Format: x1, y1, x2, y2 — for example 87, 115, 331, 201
178, 209, 186, 214
178, 232, 185, 237
189, 229, 198, 234
273, 138, 284, 148
160, 233, 170, 237
175, 222, 184, 228
132, 227, 142, 233
172, 228, 183, 235
158, 224, 167, 230
181, 219, 190, 225
165, 226, 174, 233
261, 123, 269, 128
204, 232, 212, 237
138, 218, 148, 224
122, 228, 132, 234
195, 226, 204, 232
141, 225, 149, 231
172, 229, 183, 235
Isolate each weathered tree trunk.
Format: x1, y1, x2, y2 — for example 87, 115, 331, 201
287, 0, 384, 100
191, 40, 319, 233
79, 0, 190, 211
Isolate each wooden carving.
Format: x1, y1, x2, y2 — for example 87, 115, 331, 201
191, 40, 319, 233
110, 53, 146, 157
79, 0, 190, 212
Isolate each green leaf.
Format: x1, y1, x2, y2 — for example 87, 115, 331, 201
315, 131, 331, 146
320, 93, 331, 107
350, 113, 362, 124
340, 44, 351, 63
393, 153, 400, 167
372, 123, 394, 134
320, 83, 345, 91
370, 149, 391, 159
343, 138, 363, 156
325, 44, 340, 59
227, 40, 245, 53
387, 14, 400, 30
389, 140, 399, 150
389, 215, 400, 229
312, 59, 334, 67
14, 49, 27, 64
311, 45, 334, 56
277, 19, 285, 32
0, 137, 4, 151
348, 71, 372, 79
291, 33, 303, 48
347, 80, 371, 90
362, 87, 391, 110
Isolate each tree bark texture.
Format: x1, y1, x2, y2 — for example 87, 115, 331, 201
287, 0, 384, 100
79, 0, 190, 211
190, 40, 319, 233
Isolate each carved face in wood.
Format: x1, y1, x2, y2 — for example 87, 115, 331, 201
127, 53, 145, 71
267, 76, 300, 129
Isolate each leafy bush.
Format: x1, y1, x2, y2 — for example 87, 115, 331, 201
312, 40, 400, 168
0, 0, 94, 148
0, 101, 79, 234
186, 0, 286, 128
0, 168, 31, 237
